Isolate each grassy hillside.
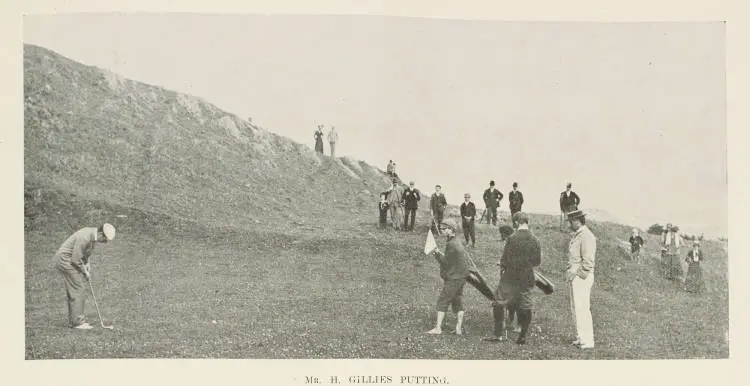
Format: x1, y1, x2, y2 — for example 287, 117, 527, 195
24, 44, 728, 359
24, 44, 394, 230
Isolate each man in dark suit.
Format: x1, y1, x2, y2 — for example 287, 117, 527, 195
483, 180, 503, 225
508, 182, 524, 226
402, 181, 421, 232
460, 193, 477, 247
484, 212, 541, 345
559, 182, 581, 213
559, 182, 581, 230
430, 185, 448, 225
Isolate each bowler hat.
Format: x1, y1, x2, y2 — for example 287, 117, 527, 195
489, 180, 495, 186
512, 182, 518, 188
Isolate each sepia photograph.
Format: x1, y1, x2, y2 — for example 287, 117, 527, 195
21, 12, 728, 362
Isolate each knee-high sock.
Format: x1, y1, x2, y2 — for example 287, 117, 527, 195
518, 309, 532, 341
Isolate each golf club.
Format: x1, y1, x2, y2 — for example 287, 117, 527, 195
87, 277, 114, 330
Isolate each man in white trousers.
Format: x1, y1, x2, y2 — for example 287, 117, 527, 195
327, 126, 339, 157
565, 210, 596, 349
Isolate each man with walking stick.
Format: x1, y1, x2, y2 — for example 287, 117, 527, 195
53, 223, 116, 329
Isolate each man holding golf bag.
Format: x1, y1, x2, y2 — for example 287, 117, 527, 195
484, 212, 541, 345
53, 223, 116, 329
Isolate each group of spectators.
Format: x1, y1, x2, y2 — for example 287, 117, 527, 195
628, 223, 705, 293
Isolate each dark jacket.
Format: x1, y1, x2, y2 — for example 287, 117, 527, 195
483, 188, 503, 208
559, 190, 581, 212
508, 190, 524, 212
430, 193, 447, 213
629, 235, 644, 253
499, 229, 542, 290
436, 237, 470, 280
460, 201, 476, 220
402, 188, 421, 209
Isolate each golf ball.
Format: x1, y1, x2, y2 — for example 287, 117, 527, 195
212, 320, 217, 324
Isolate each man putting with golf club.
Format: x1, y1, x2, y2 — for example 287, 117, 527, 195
53, 223, 116, 330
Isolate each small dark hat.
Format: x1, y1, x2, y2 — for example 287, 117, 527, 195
498, 224, 515, 239
512, 182, 518, 188
489, 180, 495, 186
566, 182, 572, 188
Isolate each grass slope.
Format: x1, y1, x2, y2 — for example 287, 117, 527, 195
24, 44, 728, 359
25, 188, 728, 359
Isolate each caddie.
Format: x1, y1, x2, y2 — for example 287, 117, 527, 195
426, 219, 470, 336
53, 223, 116, 329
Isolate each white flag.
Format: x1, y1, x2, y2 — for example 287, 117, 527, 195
424, 229, 438, 255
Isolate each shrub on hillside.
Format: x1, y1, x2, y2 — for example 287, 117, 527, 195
647, 223, 664, 235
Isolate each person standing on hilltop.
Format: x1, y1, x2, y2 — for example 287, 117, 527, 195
426, 219, 470, 335
484, 212, 541, 344
559, 183, 581, 230
387, 179, 405, 231
387, 160, 395, 176
378, 193, 390, 229
402, 181, 421, 232
314, 125, 325, 154
430, 185, 448, 226
327, 126, 339, 157
565, 210, 596, 349
483, 181, 503, 226
684, 240, 705, 293
663, 224, 683, 281
460, 193, 477, 247
53, 223, 116, 329
508, 182, 524, 227
629, 229, 645, 264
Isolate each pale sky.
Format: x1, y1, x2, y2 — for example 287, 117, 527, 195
23, 14, 727, 237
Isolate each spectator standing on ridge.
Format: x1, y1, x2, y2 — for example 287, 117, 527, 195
314, 125, 325, 154
386, 160, 399, 180
565, 210, 596, 349
426, 219, 470, 335
484, 212, 541, 344
387, 179, 405, 231
327, 126, 339, 157
559, 182, 581, 229
508, 182, 524, 226
629, 229, 645, 263
663, 224, 683, 281
53, 223, 117, 329
483, 180, 503, 226
684, 240, 705, 293
402, 181, 421, 232
430, 185, 448, 226
460, 193, 477, 247
378, 193, 390, 229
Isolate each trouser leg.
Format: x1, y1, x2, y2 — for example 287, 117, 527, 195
58, 264, 86, 326
572, 275, 595, 345
492, 303, 506, 337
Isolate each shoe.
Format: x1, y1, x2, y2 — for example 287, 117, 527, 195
516, 338, 526, 345
73, 322, 93, 330
571, 339, 582, 346
577, 343, 595, 349
482, 336, 507, 342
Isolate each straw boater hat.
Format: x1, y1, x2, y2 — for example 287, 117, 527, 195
566, 210, 587, 221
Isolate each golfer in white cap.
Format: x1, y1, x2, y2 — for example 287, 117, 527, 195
53, 223, 116, 329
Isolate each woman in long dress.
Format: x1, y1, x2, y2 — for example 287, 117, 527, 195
684, 241, 705, 293
314, 126, 324, 154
